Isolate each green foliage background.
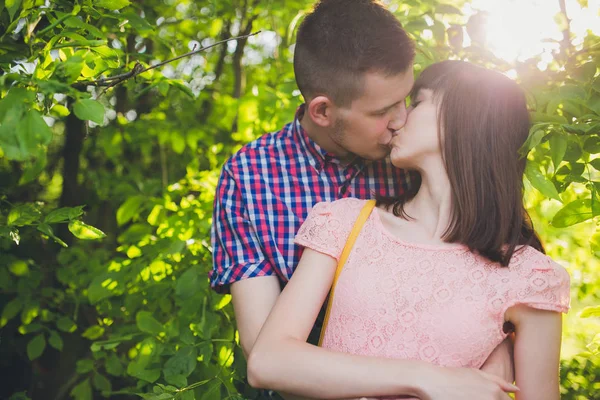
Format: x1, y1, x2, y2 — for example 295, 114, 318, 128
0, 0, 599, 399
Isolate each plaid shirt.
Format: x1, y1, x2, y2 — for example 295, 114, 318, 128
210, 105, 414, 293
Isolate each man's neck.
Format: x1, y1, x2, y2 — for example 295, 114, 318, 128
299, 113, 353, 162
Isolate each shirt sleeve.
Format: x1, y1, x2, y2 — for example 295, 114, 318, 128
210, 163, 276, 294
294, 199, 364, 261
501, 252, 571, 318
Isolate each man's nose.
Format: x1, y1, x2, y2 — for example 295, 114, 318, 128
388, 103, 408, 132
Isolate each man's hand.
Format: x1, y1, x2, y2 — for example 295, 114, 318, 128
480, 335, 515, 383
419, 366, 518, 400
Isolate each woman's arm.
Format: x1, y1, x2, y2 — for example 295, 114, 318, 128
505, 305, 563, 400
248, 248, 518, 400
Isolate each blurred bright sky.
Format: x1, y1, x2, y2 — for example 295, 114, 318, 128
465, 0, 600, 66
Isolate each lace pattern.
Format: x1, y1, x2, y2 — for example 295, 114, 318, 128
295, 198, 570, 372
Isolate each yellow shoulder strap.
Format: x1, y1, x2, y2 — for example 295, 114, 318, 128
318, 199, 376, 346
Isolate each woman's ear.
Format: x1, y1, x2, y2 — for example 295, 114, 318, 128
306, 95, 336, 128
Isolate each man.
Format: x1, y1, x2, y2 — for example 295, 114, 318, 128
211, 1, 514, 399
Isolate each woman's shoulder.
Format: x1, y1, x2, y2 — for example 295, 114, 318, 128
508, 245, 570, 284
500, 246, 571, 314
296, 198, 374, 260
309, 198, 371, 216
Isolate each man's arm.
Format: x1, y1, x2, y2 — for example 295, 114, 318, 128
212, 165, 317, 400
232, 277, 321, 400
480, 335, 515, 382
231, 276, 282, 358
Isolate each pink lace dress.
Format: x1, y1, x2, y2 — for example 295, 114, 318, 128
295, 198, 570, 398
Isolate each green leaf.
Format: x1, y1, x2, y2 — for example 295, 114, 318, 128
580, 306, 600, 318
169, 80, 194, 99
7, 204, 41, 226
56, 316, 77, 333
19, 323, 42, 334
96, 0, 130, 10
48, 330, 64, 351
82, 325, 105, 340
572, 62, 597, 82
8, 260, 28, 276
164, 374, 187, 387
90, 333, 138, 352
19, 150, 47, 185
523, 128, 547, 153
530, 112, 567, 124
0, 268, 12, 290
549, 133, 568, 169
129, 368, 161, 383
6, 0, 22, 21
199, 380, 221, 400
93, 373, 112, 393
70, 378, 92, 400
87, 273, 122, 304
73, 99, 105, 125
563, 141, 583, 162
563, 123, 590, 135
559, 84, 587, 100
121, 11, 154, 33
584, 137, 600, 153
20, 109, 53, 147
198, 342, 213, 366
136, 311, 164, 335
50, 104, 70, 117
591, 231, 600, 255
27, 333, 46, 360
0, 105, 27, 161
1, 298, 23, 328
116, 196, 145, 226
551, 199, 594, 227
164, 347, 197, 381
51, 55, 84, 84
105, 353, 124, 376
175, 268, 199, 299
37, 224, 68, 247
44, 206, 85, 223
68, 220, 106, 240
525, 163, 561, 201
62, 14, 104, 38
76, 359, 95, 374
436, 4, 462, 14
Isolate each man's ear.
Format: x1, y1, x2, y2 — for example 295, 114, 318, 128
306, 95, 336, 128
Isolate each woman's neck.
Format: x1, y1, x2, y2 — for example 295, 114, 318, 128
403, 160, 453, 241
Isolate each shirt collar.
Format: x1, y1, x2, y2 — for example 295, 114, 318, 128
293, 104, 366, 172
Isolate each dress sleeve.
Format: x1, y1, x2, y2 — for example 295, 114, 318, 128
502, 251, 571, 317
294, 199, 364, 261
209, 164, 275, 294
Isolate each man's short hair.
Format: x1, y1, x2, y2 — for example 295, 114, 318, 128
294, 0, 415, 107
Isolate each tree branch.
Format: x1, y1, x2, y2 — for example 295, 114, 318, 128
72, 31, 260, 93
558, 0, 572, 61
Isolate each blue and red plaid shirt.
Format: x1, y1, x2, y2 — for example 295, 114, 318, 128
210, 105, 414, 293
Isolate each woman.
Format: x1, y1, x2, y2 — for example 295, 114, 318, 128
247, 61, 570, 400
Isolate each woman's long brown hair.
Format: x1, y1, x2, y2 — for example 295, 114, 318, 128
378, 60, 544, 265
